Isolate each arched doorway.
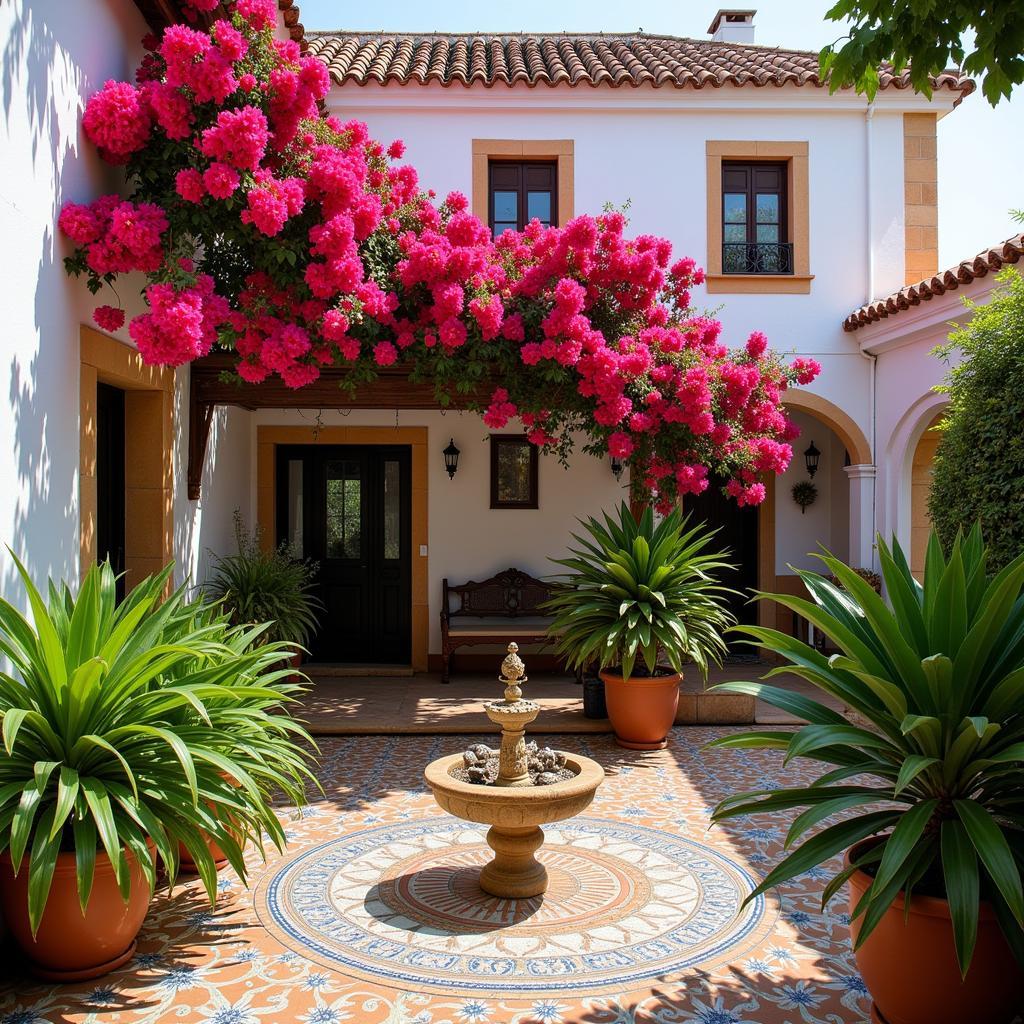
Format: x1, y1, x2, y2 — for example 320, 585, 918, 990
910, 411, 945, 577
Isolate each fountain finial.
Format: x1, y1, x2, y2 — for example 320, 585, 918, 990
486, 642, 540, 787
500, 641, 527, 702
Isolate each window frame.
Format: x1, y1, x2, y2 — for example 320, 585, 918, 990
471, 140, 574, 231
705, 141, 812, 294
488, 160, 558, 237
489, 434, 539, 510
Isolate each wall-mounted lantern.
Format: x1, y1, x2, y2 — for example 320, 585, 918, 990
804, 440, 821, 479
610, 455, 625, 482
443, 438, 461, 480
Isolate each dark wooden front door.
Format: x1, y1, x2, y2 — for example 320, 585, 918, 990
684, 479, 760, 640
277, 445, 412, 664
96, 383, 126, 602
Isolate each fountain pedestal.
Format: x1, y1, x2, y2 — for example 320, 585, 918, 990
424, 643, 604, 899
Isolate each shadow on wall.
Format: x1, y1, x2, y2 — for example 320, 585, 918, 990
172, 395, 254, 598
1, 0, 143, 603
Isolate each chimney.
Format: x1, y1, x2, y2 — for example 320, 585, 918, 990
707, 9, 756, 44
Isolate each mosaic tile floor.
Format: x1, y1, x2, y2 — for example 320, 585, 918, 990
1, 730, 877, 1023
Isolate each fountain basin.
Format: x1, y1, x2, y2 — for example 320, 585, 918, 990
424, 752, 604, 899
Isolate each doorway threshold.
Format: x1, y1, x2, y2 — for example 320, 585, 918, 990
303, 663, 415, 678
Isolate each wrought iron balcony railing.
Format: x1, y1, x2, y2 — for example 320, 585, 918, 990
722, 242, 794, 275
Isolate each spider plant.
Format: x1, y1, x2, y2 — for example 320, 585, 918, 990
709, 525, 1024, 975
544, 502, 735, 679
0, 556, 316, 935
204, 511, 322, 649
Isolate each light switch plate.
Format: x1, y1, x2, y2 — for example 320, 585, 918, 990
419, 545, 428, 557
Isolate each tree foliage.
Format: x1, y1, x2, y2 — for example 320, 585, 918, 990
929, 269, 1024, 569
820, 0, 1024, 105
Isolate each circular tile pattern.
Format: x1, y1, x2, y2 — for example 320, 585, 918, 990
255, 816, 773, 996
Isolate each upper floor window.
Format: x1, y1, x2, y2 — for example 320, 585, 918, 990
722, 162, 793, 275
488, 162, 557, 238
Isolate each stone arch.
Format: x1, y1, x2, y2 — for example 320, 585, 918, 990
782, 390, 872, 466
885, 392, 949, 570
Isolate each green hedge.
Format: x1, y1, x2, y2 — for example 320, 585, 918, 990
928, 269, 1024, 570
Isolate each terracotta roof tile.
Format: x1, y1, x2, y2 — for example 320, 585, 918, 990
278, 0, 305, 48
843, 235, 1024, 331
305, 31, 974, 101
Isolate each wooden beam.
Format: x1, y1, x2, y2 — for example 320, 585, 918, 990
186, 354, 490, 498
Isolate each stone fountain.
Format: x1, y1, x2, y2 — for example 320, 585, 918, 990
424, 643, 604, 898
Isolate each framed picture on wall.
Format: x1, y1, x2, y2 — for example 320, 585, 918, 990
490, 435, 538, 509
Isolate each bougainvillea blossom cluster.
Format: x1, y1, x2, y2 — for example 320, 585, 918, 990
59, 0, 819, 506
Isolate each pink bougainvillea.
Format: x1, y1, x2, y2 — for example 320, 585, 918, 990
58, 0, 819, 506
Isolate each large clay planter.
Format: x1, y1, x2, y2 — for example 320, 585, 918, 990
425, 752, 604, 899
600, 670, 681, 749
0, 846, 153, 981
847, 839, 1024, 1024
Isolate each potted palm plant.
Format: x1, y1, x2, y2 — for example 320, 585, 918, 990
0, 558, 316, 980
708, 526, 1024, 1024
205, 511, 322, 665
545, 502, 735, 749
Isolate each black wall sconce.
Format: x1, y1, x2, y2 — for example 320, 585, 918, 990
443, 438, 461, 479
610, 455, 625, 481
804, 440, 821, 479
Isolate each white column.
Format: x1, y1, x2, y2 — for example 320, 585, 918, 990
844, 464, 877, 569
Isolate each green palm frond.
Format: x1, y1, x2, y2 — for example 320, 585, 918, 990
709, 524, 1024, 976
543, 502, 736, 680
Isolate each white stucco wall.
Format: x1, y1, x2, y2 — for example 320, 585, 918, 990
173, 396, 255, 592
774, 410, 849, 574
0, 0, 149, 601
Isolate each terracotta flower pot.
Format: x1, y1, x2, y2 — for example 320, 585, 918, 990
599, 670, 681, 749
179, 833, 230, 872
0, 846, 152, 981
178, 772, 243, 873
847, 838, 1024, 1024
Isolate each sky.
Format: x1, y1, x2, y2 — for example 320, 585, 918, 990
298, 0, 1023, 269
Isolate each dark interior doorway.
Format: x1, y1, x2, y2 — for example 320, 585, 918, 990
95, 382, 126, 602
684, 477, 760, 646
276, 445, 412, 664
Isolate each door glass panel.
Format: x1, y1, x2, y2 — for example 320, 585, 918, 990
723, 193, 747, 223
493, 190, 517, 222
286, 459, 304, 557
383, 459, 400, 560
326, 459, 361, 559
493, 222, 518, 237
496, 441, 533, 504
755, 192, 779, 224
527, 191, 551, 224
756, 224, 780, 243
723, 223, 747, 243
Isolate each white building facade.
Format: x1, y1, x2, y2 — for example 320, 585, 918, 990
3, 1, 1019, 670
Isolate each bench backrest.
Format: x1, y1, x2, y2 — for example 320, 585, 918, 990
443, 568, 552, 619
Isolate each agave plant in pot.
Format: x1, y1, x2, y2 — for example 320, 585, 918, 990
0, 558, 316, 980
709, 526, 1024, 1024
545, 502, 735, 749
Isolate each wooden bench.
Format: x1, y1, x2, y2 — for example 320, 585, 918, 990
440, 568, 564, 684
